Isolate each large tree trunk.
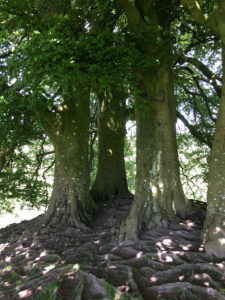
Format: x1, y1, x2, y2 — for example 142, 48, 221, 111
120, 57, 186, 240
178, 0, 225, 258
41, 88, 95, 230
91, 90, 131, 203
144, 59, 186, 222
203, 43, 225, 258
119, 0, 186, 240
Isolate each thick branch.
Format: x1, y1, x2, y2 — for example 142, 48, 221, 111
177, 110, 212, 147
180, 0, 219, 35
0, 51, 12, 59
119, 0, 145, 30
178, 65, 218, 123
178, 56, 222, 96
192, 77, 217, 123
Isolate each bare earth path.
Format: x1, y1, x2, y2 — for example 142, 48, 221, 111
0, 198, 225, 299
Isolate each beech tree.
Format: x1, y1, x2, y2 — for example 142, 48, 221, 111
119, 0, 187, 240
1, 0, 225, 259
180, 0, 225, 257
91, 88, 131, 202
0, 1, 98, 229
40, 85, 95, 229
0, 0, 133, 229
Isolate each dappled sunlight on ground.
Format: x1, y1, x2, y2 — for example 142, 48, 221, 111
0, 199, 225, 299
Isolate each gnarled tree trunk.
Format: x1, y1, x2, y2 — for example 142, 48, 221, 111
119, 0, 186, 240
145, 59, 186, 222
179, 0, 225, 258
120, 58, 186, 240
41, 87, 95, 230
91, 89, 131, 203
203, 43, 225, 258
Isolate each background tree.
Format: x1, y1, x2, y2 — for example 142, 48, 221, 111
0, 67, 53, 212
0, 0, 136, 229
91, 88, 131, 203
0, 0, 98, 229
180, 0, 225, 257
174, 29, 221, 200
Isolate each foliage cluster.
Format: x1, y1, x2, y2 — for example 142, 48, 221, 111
0, 0, 222, 214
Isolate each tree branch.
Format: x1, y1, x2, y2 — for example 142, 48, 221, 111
178, 56, 222, 96
0, 142, 17, 173
119, 0, 145, 30
177, 110, 212, 147
180, 0, 220, 35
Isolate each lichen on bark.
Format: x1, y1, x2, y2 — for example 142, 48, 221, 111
119, 0, 186, 240
41, 85, 95, 230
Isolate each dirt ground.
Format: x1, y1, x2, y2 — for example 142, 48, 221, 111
0, 198, 225, 299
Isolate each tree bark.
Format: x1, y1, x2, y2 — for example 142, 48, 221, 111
180, 0, 225, 258
119, 0, 186, 240
120, 58, 186, 240
91, 89, 131, 203
203, 43, 225, 258
41, 87, 95, 230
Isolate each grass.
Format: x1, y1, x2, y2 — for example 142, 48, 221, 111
4, 271, 21, 282
32, 280, 61, 300
103, 281, 116, 299
219, 288, 225, 295
171, 285, 184, 293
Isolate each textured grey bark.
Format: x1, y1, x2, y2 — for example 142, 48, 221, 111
203, 43, 225, 258
120, 59, 186, 240
41, 87, 95, 229
119, 0, 186, 240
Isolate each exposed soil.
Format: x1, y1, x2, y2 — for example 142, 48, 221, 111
0, 198, 225, 300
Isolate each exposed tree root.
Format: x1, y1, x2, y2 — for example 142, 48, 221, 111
0, 198, 224, 300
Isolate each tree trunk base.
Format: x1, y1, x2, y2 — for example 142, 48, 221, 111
40, 210, 90, 234
146, 213, 170, 229
117, 218, 139, 241
117, 211, 176, 241
204, 213, 225, 258
91, 189, 133, 204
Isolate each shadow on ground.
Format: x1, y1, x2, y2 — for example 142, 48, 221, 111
0, 198, 225, 299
